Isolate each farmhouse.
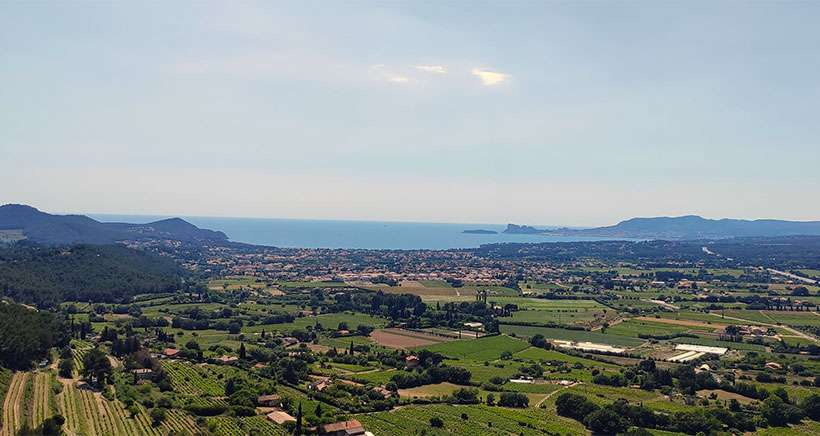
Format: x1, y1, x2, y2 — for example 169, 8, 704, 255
371, 386, 393, 399
319, 419, 368, 436
162, 348, 180, 359
215, 355, 239, 364
463, 322, 484, 331
281, 337, 299, 347
265, 410, 296, 425
131, 368, 153, 381
257, 394, 281, 407
405, 355, 420, 368
309, 379, 331, 392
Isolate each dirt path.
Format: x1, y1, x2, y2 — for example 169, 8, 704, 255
709, 313, 818, 343
534, 382, 580, 408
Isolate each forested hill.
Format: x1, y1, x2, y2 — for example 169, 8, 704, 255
0, 244, 186, 307
523, 215, 820, 239
0, 204, 228, 245
476, 235, 820, 269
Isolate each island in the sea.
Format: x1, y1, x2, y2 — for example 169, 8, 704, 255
462, 229, 498, 234
502, 223, 545, 234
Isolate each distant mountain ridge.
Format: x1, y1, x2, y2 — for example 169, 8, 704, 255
0, 204, 228, 245
505, 215, 820, 240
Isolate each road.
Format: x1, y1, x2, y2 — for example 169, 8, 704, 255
767, 268, 817, 285
709, 312, 819, 344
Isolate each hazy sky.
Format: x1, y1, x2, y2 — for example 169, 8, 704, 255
2, 1, 819, 226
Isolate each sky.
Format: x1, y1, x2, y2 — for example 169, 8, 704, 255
2, 1, 820, 227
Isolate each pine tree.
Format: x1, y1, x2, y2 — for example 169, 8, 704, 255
239, 343, 246, 360
295, 402, 302, 435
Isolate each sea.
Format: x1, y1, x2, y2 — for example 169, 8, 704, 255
91, 214, 617, 250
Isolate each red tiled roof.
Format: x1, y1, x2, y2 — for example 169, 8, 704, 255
321, 419, 363, 433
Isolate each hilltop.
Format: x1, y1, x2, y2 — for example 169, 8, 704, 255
506, 215, 820, 240
0, 204, 228, 245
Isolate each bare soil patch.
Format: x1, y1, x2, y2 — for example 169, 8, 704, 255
371, 328, 450, 349
636, 316, 724, 330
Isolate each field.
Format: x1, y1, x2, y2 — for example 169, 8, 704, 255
762, 311, 820, 326
206, 415, 287, 436
163, 361, 241, 396
606, 319, 695, 337
371, 328, 453, 349
502, 308, 605, 327
499, 325, 644, 347
0, 229, 25, 243
416, 335, 530, 361
1, 372, 28, 436
356, 404, 587, 436
57, 380, 198, 436
242, 312, 389, 334
358, 281, 520, 301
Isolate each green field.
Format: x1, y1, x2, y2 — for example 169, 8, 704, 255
416, 335, 530, 361
357, 404, 587, 436
499, 325, 644, 347
242, 312, 389, 334
606, 319, 693, 337
503, 308, 605, 326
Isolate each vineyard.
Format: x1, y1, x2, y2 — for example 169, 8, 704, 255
28, 372, 54, 428
356, 404, 586, 436
57, 381, 199, 436
1, 372, 28, 436
71, 341, 95, 378
207, 415, 288, 436
162, 361, 240, 396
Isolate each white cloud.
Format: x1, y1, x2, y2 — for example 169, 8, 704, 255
388, 75, 409, 83
415, 65, 447, 74
472, 68, 508, 86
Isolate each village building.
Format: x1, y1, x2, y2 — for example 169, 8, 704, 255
265, 410, 296, 425
131, 368, 153, 381
319, 419, 368, 436
405, 355, 420, 368
162, 348, 180, 359
309, 379, 331, 392
257, 394, 281, 407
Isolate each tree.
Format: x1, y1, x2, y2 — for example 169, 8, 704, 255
150, 408, 167, 426
429, 417, 444, 428
81, 348, 112, 385
239, 343, 246, 360
583, 408, 630, 434
761, 396, 803, 426
498, 392, 529, 408
529, 334, 548, 349
801, 393, 820, 420
486, 393, 495, 406
59, 359, 74, 378
556, 393, 599, 421
451, 388, 479, 404
314, 402, 323, 417
295, 402, 302, 435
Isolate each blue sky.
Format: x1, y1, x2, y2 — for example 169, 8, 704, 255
2, 1, 819, 226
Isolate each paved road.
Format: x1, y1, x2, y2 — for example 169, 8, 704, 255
767, 268, 817, 285
710, 312, 819, 344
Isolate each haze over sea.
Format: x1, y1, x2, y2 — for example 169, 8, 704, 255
91, 214, 618, 250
